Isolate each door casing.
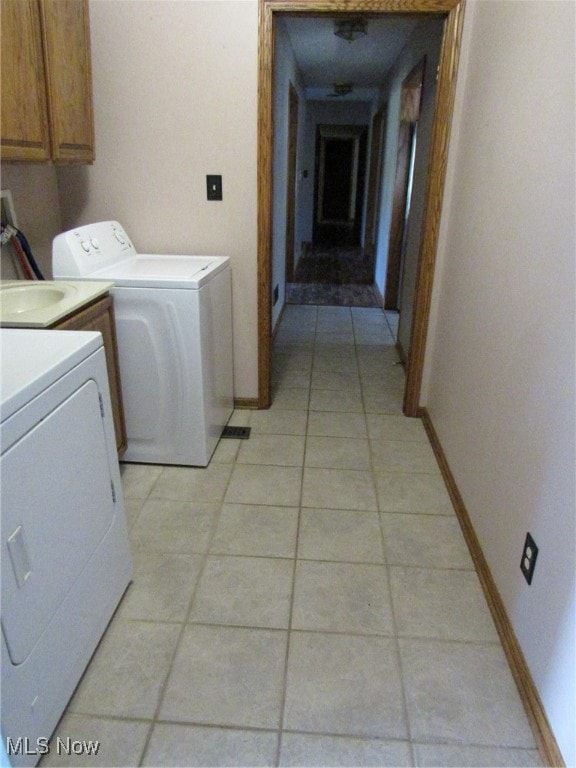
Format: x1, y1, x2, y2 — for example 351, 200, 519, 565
258, 0, 466, 414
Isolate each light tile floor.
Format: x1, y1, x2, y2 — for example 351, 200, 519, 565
43, 305, 543, 767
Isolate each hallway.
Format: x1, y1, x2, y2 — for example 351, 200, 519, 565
43, 305, 541, 767
286, 245, 379, 308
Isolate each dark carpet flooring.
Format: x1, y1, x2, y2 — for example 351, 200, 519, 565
286, 282, 379, 307
286, 244, 379, 307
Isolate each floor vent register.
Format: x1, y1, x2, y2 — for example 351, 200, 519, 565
221, 426, 251, 440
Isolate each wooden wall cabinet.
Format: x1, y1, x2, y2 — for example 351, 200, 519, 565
54, 296, 127, 455
1, 0, 94, 163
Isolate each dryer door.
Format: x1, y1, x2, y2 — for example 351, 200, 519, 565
1, 377, 116, 665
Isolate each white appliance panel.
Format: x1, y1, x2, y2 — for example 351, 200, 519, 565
136, 255, 212, 273
78, 255, 229, 290
52, 221, 229, 288
0, 331, 102, 419
52, 220, 135, 276
1, 378, 115, 665
52, 220, 235, 466
112, 286, 204, 464
199, 265, 234, 445
1, 333, 132, 768
105, 255, 215, 278
2, 519, 131, 768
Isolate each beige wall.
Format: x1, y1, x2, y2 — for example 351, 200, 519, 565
423, 1, 575, 762
2, 1, 573, 758
57, 0, 259, 400
0, 165, 61, 280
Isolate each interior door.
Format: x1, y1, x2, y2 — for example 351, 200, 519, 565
285, 83, 299, 282
319, 137, 356, 221
384, 58, 425, 310
385, 119, 413, 309
313, 124, 367, 247
364, 104, 387, 256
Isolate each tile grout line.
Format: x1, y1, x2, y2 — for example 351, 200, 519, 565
274, 304, 316, 767
56, 306, 540, 766
285, 307, 414, 755
136, 463, 236, 766
357, 319, 416, 762
115, 465, 168, 768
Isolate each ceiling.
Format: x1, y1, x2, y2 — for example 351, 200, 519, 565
280, 15, 425, 101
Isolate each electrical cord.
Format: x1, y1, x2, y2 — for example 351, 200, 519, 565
0, 223, 45, 280
14, 227, 45, 279
8, 230, 35, 279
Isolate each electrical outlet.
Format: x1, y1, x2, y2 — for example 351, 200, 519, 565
273, 284, 279, 306
520, 532, 538, 585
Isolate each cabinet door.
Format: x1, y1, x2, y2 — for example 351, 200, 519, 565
40, 0, 95, 163
0, 0, 51, 161
56, 297, 127, 454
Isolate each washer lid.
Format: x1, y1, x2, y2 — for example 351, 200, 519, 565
88, 254, 230, 289
53, 221, 230, 288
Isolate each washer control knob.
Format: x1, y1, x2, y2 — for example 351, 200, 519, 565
114, 231, 126, 244
90, 238, 100, 249
81, 240, 90, 252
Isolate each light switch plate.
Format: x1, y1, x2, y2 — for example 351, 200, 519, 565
206, 175, 222, 201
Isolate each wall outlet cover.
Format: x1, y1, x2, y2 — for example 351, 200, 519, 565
520, 532, 538, 585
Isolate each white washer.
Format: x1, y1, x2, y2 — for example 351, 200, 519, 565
1, 329, 132, 767
53, 221, 234, 467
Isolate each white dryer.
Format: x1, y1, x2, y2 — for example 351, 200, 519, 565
53, 221, 234, 467
1, 329, 132, 767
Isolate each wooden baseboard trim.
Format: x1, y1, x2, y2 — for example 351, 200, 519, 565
233, 397, 259, 409
419, 407, 564, 768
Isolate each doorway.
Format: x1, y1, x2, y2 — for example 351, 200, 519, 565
314, 124, 368, 247
319, 137, 356, 222
258, 0, 466, 413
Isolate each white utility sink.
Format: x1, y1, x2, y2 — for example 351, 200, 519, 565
0, 280, 114, 327
1, 284, 73, 315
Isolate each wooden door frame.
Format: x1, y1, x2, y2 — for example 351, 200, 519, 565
257, 0, 466, 413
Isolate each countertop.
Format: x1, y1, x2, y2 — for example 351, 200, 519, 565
0, 280, 114, 328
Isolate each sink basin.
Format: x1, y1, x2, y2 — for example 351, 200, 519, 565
0, 280, 114, 328
1, 284, 72, 315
